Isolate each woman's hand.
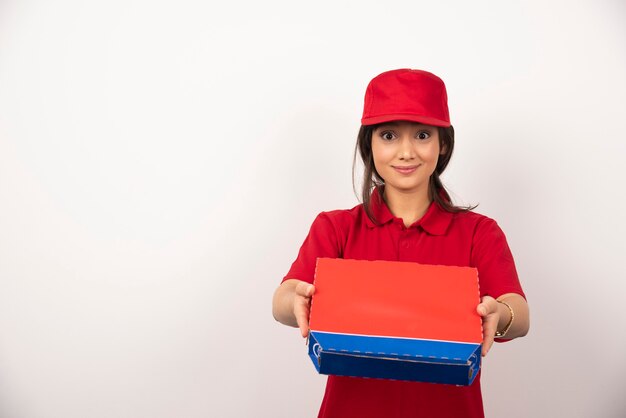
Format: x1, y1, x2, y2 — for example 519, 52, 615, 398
293, 281, 315, 338
477, 295, 500, 357
272, 279, 316, 338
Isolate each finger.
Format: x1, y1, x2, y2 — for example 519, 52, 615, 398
482, 341, 492, 357
294, 297, 311, 338
477, 303, 494, 317
481, 314, 498, 357
476, 304, 487, 316
477, 297, 497, 317
305, 284, 315, 298
295, 282, 315, 298
482, 295, 495, 304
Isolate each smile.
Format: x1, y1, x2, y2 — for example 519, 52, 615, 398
392, 165, 419, 175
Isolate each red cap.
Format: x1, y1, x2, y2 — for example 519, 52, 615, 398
361, 69, 451, 127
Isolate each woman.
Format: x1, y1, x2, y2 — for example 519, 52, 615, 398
273, 68, 530, 418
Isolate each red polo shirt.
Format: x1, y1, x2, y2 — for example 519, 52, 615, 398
283, 190, 525, 418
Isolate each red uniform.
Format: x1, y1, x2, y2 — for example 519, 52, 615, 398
283, 190, 525, 418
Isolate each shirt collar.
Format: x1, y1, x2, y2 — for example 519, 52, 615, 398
365, 187, 454, 236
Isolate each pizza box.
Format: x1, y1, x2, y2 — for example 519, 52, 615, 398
307, 258, 482, 385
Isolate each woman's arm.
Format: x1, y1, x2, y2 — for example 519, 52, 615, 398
272, 279, 316, 338
477, 292, 530, 356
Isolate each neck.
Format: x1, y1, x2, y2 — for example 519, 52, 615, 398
383, 186, 432, 227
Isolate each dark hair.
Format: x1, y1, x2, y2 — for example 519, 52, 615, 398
352, 124, 476, 223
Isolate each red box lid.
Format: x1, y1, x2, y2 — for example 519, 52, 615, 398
309, 258, 483, 344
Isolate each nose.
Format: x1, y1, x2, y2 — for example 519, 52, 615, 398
398, 135, 415, 160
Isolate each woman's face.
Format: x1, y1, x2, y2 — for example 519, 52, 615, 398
371, 121, 443, 198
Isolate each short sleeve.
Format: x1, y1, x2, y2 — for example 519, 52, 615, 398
471, 218, 525, 300
282, 212, 342, 284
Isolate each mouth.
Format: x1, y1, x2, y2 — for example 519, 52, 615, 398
392, 165, 419, 175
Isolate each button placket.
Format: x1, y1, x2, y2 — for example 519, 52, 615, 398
398, 228, 412, 261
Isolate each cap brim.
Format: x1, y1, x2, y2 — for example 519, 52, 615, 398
361, 113, 450, 127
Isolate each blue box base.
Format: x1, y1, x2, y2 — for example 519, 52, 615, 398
308, 331, 481, 386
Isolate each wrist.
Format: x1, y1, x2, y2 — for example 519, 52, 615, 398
495, 299, 514, 338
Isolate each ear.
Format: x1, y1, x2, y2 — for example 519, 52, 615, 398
439, 142, 448, 155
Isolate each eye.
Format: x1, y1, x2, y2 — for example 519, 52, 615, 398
416, 131, 430, 140
379, 130, 396, 141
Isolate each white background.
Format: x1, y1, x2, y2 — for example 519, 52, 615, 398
0, 0, 625, 417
